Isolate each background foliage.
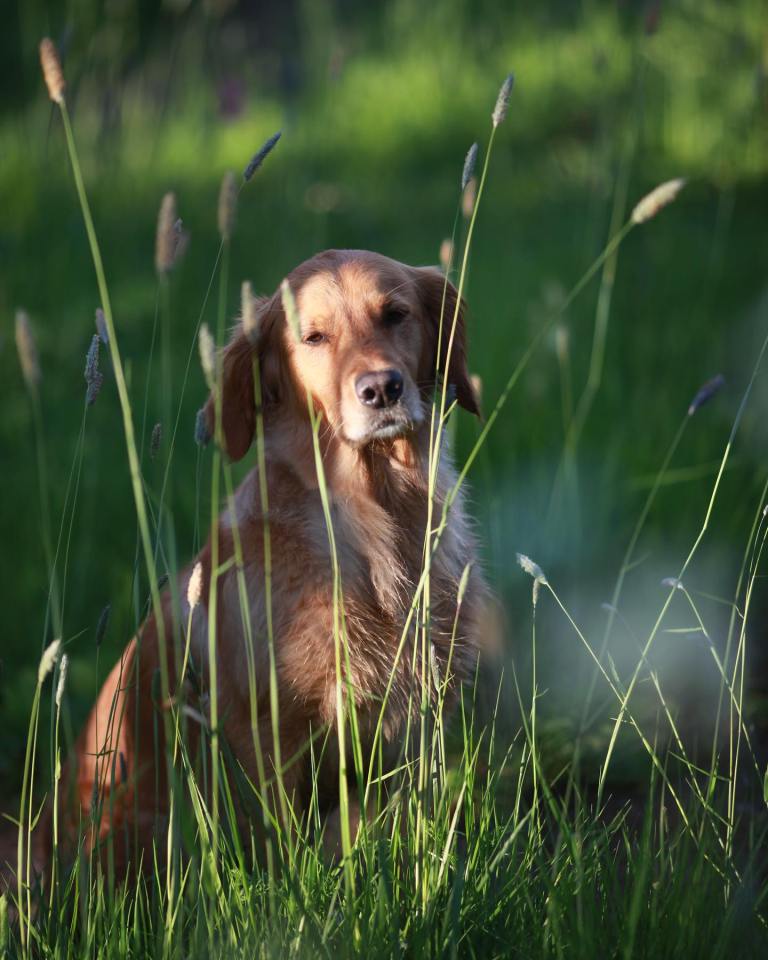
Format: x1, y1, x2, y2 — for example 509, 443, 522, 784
1, 0, 767, 798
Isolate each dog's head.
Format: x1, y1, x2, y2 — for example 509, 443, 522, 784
204, 249, 479, 460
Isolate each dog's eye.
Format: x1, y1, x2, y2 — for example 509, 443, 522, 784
303, 331, 327, 346
383, 307, 407, 328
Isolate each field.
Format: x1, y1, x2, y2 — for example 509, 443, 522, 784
1, 1, 768, 956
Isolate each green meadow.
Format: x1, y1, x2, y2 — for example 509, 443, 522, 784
1, 1, 768, 955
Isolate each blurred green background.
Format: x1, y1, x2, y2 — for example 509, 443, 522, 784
1, 0, 768, 795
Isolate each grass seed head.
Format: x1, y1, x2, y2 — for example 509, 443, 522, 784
462, 176, 477, 220
15, 309, 41, 394
241, 281, 261, 344
150, 422, 162, 458
554, 324, 570, 363
218, 171, 238, 242
55, 654, 69, 709
172, 218, 189, 266
631, 178, 686, 225
462, 142, 479, 191
86, 372, 103, 406
492, 72, 515, 127
95, 307, 109, 345
155, 192, 179, 275
84, 334, 103, 407
516, 553, 547, 581
194, 407, 211, 446
95, 604, 111, 647
199, 323, 216, 389
687, 373, 724, 416
39, 38, 65, 105
38, 639, 61, 685
470, 373, 483, 409
516, 553, 547, 607
662, 577, 683, 590
439, 238, 454, 274
187, 561, 204, 609
281, 279, 302, 341
243, 130, 282, 182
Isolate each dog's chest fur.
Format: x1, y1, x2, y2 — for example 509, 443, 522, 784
218, 450, 478, 742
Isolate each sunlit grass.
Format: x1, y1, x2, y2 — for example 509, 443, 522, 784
3, 4, 768, 957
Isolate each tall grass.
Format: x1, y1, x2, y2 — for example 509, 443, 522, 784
4, 37, 768, 960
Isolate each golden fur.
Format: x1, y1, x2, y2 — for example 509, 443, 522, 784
49, 249, 485, 872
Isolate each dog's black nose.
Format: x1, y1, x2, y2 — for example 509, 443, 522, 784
355, 369, 404, 408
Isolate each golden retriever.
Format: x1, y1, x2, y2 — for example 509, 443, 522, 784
49, 249, 484, 872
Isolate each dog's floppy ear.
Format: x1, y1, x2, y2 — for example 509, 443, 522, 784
203, 294, 284, 461
414, 266, 480, 417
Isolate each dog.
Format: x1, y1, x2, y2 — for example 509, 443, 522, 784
48, 248, 485, 873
